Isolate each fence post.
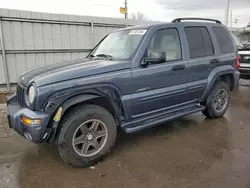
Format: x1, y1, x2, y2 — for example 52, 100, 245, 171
91, 21, 95, 48
0, 17, 10, 91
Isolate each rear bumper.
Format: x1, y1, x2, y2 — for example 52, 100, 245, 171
7, 94, 51, 143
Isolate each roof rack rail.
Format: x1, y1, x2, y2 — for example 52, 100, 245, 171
172, 18, 222, 24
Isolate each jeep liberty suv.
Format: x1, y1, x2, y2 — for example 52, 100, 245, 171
7, 18, 240, 167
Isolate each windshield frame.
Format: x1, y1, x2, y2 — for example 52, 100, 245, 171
87, 29, 147, 61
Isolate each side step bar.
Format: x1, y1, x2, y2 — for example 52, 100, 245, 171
123, 105, 205, 133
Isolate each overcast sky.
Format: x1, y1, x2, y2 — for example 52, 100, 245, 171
1, 0, 250, 27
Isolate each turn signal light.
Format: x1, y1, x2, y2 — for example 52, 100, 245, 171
22, 116, 41, 125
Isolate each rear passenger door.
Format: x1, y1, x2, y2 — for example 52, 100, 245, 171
184, 26, 215, 101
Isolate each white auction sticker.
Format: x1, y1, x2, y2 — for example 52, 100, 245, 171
129, 30, 147, 35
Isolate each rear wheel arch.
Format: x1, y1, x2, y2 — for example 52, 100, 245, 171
215, 73, 235, 91
201, 67, 235, 102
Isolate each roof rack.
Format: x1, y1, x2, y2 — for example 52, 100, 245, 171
172, 18, 222, 24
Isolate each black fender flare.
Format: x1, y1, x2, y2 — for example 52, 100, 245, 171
44, 83, 125, 119
60, 94, 99, 114
201, 65, 236, 102
57, 92, 124, 124
46, 94, 100, 143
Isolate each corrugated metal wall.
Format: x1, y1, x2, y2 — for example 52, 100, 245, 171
0, 8, 154, 90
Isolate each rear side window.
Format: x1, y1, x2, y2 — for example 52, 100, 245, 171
185, 27, 214, 58
213, 27, 234, 54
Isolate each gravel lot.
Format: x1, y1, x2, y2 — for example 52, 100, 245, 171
1, 80, 250, 188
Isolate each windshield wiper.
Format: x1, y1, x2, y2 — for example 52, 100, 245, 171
96, 54, 113, 59
88, 54, 96, 58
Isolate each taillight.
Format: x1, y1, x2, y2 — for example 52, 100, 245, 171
236, 55, 241, 70
237, 55, 241, 62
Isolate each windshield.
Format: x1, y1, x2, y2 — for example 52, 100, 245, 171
90, 29, 146, 59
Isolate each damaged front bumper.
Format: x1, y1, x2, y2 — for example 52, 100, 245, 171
7, 94, 51, 143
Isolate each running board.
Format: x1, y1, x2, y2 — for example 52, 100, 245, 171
123, 105, 205, 133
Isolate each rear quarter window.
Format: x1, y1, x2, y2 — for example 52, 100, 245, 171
213, 27, 235, 54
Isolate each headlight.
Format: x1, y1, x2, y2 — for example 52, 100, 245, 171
28, 85, 36, 104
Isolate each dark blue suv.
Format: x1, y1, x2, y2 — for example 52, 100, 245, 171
7, 18, 240, 167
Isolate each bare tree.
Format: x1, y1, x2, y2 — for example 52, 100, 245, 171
131, 12, 145, 20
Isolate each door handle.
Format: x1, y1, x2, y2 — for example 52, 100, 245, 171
210, 59, 219, 64
172, 64, 185, 71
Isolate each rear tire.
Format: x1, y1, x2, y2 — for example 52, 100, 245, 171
202, 81, 230, 119
57, 104, 117, 167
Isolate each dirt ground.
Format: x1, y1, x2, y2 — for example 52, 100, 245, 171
1, 80, 250, 188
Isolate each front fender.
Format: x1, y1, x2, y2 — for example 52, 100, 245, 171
43, 85, 126, 142
45, 94, 99, 142
201, 65, 237, 102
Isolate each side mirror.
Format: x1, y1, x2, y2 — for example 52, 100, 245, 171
142, 51, 166, 66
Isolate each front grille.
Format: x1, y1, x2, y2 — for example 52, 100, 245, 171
240, 54, 250, 64
239, 69, 250, 75
16, 84, 26, 107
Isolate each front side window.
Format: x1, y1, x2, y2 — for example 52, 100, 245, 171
148, 28, 182, 61
91, 30, 146, 59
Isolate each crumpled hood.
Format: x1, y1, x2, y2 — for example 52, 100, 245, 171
19, 58, 131, 87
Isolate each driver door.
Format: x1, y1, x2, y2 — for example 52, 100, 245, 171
130, 28, 189, 118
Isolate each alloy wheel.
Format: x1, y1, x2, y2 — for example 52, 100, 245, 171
213, 89, 228, 112
72, 119, 108, 157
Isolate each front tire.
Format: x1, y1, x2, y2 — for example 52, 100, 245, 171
202, 81, 230, 119
57, 104, 117, 167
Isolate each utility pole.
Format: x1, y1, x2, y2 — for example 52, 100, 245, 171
125, 0, 128, 19
224, 0, 230, 26
230, 10, 233, 27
